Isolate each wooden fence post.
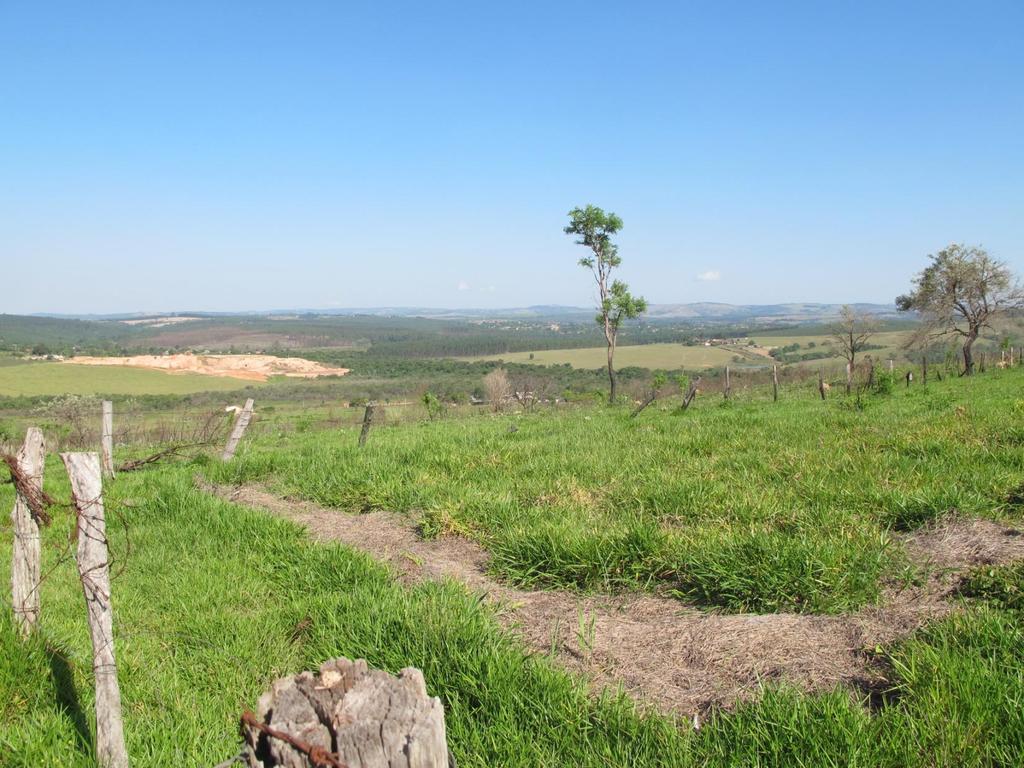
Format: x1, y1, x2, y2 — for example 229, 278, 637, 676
222, 398, 255, 461
358, 404, 377, 447
101, 401, 115, 478
888, 359, 894, 373
10, 427, 45, 637
681, 377, 701, 410
61, 453, 129, 768
818, 370, 827, 400
772, 365, 779, 402
845, 362, 852, 395
724, 366, 731, 399
922, 356, 928, 385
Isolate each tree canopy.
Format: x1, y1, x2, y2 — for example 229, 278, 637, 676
897, 244, 1021, 374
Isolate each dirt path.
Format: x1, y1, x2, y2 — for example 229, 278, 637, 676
200, 480, 1024, 718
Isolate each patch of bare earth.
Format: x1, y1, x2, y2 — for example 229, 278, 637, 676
200, 481, 1024, 719
65, 353, 349, 382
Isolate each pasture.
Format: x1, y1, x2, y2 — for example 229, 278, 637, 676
471, 342, 741, 369
3, 366, 1023, 766
0, 360, 247, 397
207, 370, 1024, 613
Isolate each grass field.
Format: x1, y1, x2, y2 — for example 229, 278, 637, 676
3, 369, 1024, 765
472, 342, 741, 369
208, 369, 1024, 613
0, 361, 253, 397
471, 331, 917, 370
750, 329, 912, 364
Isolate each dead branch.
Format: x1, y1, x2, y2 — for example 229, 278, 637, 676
116, 441, 215, 473
3, 452, 55, 526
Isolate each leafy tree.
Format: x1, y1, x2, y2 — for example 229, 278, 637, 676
564, 204, 647, 402
896, 244, 1022, 375
829, 305, 878, 394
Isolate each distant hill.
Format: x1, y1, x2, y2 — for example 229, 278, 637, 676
642, 302, 900, 322
27, 302, 901, 323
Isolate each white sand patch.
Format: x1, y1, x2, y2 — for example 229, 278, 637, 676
65, 353, 350, 382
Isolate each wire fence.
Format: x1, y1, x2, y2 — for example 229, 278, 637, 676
0, 355, 1007, 457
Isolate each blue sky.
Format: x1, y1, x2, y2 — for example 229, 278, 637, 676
2, 1, 1022, 314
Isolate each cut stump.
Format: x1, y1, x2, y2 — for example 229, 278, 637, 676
242, 657, 449, 768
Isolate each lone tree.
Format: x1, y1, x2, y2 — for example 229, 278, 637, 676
896, 244, 1022, 375
829, 305, 878, 394
564, 205, 647, 402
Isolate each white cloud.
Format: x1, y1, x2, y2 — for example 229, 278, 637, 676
456, 280, 471, 291
696, 270, 721, 282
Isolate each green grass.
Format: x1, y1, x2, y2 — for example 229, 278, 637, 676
3, 454, 1024, 765
961, 561, 1024, 612
0, 362, 251, 397
205, 370, 1024, 613
470, 342, 740, 369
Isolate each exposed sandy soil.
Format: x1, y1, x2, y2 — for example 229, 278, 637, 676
65, 354, 350, 382
199, 480, 1024, 718
120, 316, 203, 327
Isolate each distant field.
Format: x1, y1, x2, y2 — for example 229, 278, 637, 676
0, 361, 248, 396
471, 332, 917, 371
750, 330, 914, 367
751, 330, 911, 349
471, 342, 740, 369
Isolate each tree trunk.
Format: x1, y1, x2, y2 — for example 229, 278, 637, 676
606, 342, 617, 404
963, 332, 978, 375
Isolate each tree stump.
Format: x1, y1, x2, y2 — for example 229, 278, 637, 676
242, 657, 449, 768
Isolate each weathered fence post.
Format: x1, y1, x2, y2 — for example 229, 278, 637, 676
922, 356, 928, 385
10, 428, 45, 637
681, 377, 701, 410
906, 370, 913, 387
724, 366, 731, 399
818, 370, 827, 400
772, 365, 779, 402
845, 362, 852, 396
101, 400, 115, 478
222, 398, 255, 461
358, 404, 377, 447
61, 452, 129, 768
241, 657, 449, 768
888, 359, 894, 373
